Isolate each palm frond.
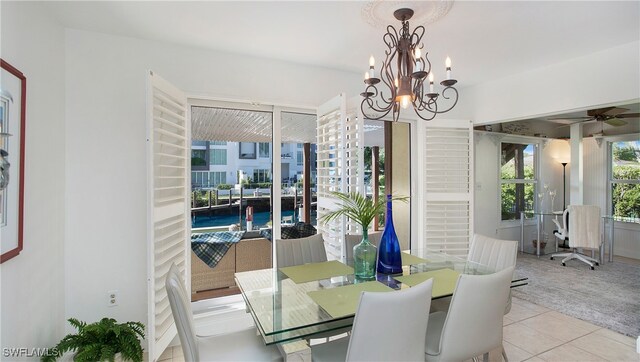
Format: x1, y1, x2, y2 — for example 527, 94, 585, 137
320, 191, 408, 230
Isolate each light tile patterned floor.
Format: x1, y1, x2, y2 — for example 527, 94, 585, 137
159, 295, 638, 362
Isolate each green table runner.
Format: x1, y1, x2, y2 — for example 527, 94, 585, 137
401, 252, 429, 266
307, 281, 394, 318
280, 260, 354, 284
393, 268, 461, 298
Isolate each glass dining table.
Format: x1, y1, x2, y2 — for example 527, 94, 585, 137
234, 248, 528, 357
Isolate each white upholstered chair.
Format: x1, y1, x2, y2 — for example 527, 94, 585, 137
431, 234, 518, 360
344, 231, 383, 262
432, 234, 518, 312
550, 205, 602, 270
425, 267, 514, 362
312, 278, 434, 362
165, 264, 281, 362
276, 233, 327, 268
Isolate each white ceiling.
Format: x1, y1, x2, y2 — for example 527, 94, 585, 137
42, 1, 640, 87
487, 102, 640, 138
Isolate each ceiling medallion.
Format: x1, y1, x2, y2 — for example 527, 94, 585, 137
361, 0, 454, 29
360, 7, 459, 121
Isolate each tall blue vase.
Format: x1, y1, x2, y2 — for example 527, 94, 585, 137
377, 195, 402, 274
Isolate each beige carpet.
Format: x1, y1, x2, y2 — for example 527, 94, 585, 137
512, 252, 640, 337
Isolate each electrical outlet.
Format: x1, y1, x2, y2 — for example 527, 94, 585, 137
107, 290, 118, 307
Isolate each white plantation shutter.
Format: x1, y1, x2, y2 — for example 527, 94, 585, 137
316, 94, 364, 262
421, 120, 474, 257
146, 71, 189, 361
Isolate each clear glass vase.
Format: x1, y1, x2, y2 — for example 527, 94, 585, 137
353, 228, 377, 281
377, 195, 403, 274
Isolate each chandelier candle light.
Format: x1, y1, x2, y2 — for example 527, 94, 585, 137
361, 8, 460, 122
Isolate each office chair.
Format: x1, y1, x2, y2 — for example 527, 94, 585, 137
550, 205, 601, 270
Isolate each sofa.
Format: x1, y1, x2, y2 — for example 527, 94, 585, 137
191, 237, 272, 298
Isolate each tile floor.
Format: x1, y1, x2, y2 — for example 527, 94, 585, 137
158, 295, 638, 361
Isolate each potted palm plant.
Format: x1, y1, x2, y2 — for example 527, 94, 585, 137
42, 318, 145, 362
320, 191, 408, 280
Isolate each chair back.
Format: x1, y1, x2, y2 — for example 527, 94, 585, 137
276, 233, 327, 268
567, 205, 601, 249
468, 234, 518, 272
346, 279, 434, 361
344, 232, 383, 262
437, 267, 514, 361
165, 263, 198, 362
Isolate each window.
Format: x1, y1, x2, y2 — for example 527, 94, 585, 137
253, 169, 271, 183
210, 141, 227, 146
210, 171, 226, 186
209, 149, 227, 165
258, 142, 270, 158
191, 171, 226, 187
500, 142, 537, 221
239, 142, 256, 159
297, 143, 303, 149
191, 149, 207, 166
297, 150, 304, 166
610, 140, 640, 220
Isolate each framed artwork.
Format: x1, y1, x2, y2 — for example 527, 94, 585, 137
1, 59, 26, 263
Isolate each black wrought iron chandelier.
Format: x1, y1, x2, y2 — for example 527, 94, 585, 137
361, 8, 459, 122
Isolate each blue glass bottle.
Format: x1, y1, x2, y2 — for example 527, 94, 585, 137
377, 195, 402, 274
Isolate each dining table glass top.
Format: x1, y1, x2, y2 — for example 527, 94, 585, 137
234, 248, 527, 345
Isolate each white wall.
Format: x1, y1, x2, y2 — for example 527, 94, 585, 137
64, 28, 363, 331
0, 1, 66, 356
467, 41, 640, 124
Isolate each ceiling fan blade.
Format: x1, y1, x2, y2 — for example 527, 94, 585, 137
614, 113, 640, 119
587, 107, 628, 117
604, 119, 628, 127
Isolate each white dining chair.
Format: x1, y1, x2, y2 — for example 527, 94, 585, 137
165, 263, 282, 362
431, 234, 517, 361
425, 267, 514, 362
276, 233, 327, 268
432, 234, 517, 311
312, 278, 434, 362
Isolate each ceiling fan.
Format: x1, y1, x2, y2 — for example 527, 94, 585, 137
551, 106, 640, 127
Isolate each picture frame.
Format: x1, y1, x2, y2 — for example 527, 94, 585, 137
1, 59, 26, 263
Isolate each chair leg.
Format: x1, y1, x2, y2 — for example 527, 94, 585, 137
502, 344, 509, 362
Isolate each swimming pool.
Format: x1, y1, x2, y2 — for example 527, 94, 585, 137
192, 210, 317, 229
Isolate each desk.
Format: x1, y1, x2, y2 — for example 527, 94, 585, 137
521, 212, 633, 262
520, 211, 563, 257
235, 249, 527, 360
602, 215, 638, 262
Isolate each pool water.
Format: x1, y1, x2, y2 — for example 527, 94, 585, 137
192, 210, 316, 229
